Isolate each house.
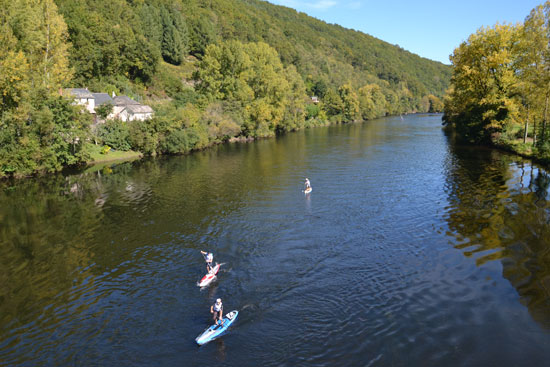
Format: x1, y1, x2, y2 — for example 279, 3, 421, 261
112, 95, 154, 122
64, 88, 95, 113
119, 104, 154, 121
63, 89, 153, 122
91, 93, 115, 122
92, 93, 114, 108
311, 96, 320, 104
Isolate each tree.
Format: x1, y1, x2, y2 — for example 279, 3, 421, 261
520, 4, 550, 147
338, 83, 360, 122
56, 0, 159, 82
443, 24, 521, 143
195, 40, 305, 137
0, 51, 30, 114
427, 95, 444, 112
1, 0, 72, 94
160, 4, 189, 65
187, 12, 218, 57
322, 88, 343, 118
95, 103, 113, 120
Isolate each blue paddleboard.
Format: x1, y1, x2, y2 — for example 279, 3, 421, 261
195, 310, 238, 345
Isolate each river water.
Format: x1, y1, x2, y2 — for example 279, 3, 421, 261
1, 114, 549, 366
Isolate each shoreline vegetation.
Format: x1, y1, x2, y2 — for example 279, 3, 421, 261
0, 0, 450, 179
443, 1, 550, 166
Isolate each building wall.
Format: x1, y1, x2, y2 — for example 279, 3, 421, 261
75, 97, 95, 113
128, 112, 152, 121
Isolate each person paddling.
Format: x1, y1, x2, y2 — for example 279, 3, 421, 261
304, 178, 311, 190
200, 250, 214, 273
210, 298, 224, 326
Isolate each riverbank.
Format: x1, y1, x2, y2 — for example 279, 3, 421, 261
494, 139, 550, 167
81, 117, 331, 169
86, 144, 143, 165
443, 124, 550, 168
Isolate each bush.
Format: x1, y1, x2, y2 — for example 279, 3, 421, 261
306, 103, 320, 119
129, 120, 158, 155
159, 129, 189, 154
174, 88, 199, 107
96, 120, 131, 151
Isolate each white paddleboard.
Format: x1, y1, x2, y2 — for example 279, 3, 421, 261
198, 263, 220, 287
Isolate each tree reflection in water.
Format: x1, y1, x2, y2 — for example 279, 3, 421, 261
444, 140, 550, 329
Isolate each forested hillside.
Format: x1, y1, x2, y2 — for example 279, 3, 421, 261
0, 0, 451, 177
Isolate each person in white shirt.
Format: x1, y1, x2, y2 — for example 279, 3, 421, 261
200, 250, 214, 273
210, 298, 224, 325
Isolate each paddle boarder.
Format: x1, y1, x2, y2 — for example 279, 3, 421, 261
304, 177, 311, 190
211, 298, 224, 326
200, 250, 214, 273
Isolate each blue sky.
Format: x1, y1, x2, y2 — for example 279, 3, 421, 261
267, 0, 544, 64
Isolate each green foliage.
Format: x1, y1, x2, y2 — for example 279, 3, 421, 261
95, 103, 113, 120
97, 120, 131, 151
201, 103, 241, 142
187, 12, 219, 57
159, 129, 190, 154
443, 9, 550, 147
311, 79, 329, 99
1, 0, 72, 97
0, 51, 30, 114
195, 40, 307, 137
338, 84, 360, 122
0, 95, 90, 177
358, 84, 387, 120
322, 89, 343, 117
56, 0, 160, 83
306, 104, 320, 120
427, 95, 444, 113
160, 4, 189, 65
444, 23, 522, 143
129, 119, 159, 155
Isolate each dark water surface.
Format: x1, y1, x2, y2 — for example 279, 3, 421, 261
1, 114, 550, 366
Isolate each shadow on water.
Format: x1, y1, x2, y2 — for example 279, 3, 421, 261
443, 132, 550, 329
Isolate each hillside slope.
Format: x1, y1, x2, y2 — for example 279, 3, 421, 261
0, 0, 450, 177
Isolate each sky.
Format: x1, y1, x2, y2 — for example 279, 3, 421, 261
267, 0, 544, 64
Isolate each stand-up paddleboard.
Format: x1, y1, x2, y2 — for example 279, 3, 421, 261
195, 310, 239, 345
304, 187, 312, 194
198, 263, 220, 287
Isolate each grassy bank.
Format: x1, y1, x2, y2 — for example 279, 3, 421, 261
85, 144, 143, 165
495, 139, 550, 167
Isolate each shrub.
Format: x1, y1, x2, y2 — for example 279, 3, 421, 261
306, 103, 320, 119
159, 129, 189, 154
96, 120, 131, 151
129, 120, 158, 155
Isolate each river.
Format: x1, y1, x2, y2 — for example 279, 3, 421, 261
1, 114, 549, 366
